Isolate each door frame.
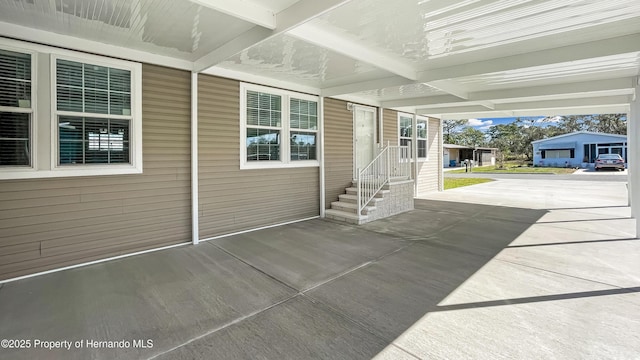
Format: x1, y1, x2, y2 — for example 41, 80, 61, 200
352, 105, 378, 179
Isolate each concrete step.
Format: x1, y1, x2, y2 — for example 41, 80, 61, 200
345, 187, 390, 198
339, 194, 386, 206
325, 209, 367, 225
330, 201, 376, 215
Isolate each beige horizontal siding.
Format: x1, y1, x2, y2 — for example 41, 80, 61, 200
0, 64, 192, 281
197, 74, 319, 239
416, 117, 442, 195
323, 98, 355, 209
382, 108, 399, 145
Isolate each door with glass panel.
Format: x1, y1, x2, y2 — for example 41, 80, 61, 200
353, 106, 376, 179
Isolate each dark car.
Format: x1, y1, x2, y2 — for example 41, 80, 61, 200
594, 154, 625, 171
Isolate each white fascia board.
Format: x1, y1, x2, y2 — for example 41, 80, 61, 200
0, 22, 193, 70
418, 34, 640, 83
190, 0, 276, 29
203, 66, 320, 95
382, 77, 637, 108
423, 105, 631, 120
417, 95, 632, 114
288, 22, 418, 81
194, 0, 353, 72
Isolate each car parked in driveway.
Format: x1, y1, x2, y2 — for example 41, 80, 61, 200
594, 154, 625, 171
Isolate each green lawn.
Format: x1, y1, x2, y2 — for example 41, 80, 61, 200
447, 165, 576, 174
444, 177, 494, 190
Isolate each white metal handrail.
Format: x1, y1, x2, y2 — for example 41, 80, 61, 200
357, 142, 410, 215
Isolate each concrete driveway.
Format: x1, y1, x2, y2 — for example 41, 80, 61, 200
0, 178, 638, 359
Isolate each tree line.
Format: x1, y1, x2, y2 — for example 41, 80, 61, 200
443, 114, 627, 160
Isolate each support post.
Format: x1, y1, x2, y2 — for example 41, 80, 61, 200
191, 72, 199, 245
629, 77, 640, 237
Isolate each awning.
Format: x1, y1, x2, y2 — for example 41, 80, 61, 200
538, 142, 576, 150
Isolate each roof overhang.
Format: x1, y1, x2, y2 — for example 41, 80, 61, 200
0, 0, 637, 115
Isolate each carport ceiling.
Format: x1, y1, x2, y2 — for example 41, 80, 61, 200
1, 0, 638, 118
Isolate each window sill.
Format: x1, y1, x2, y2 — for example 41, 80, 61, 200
0, 165, 142, 180
240, 160, 320, 170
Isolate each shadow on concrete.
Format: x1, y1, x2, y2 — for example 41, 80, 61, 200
302, 199, 548, 343
430, 286, 640, 312
507, 237, 638, 248
0, 198, 550, 359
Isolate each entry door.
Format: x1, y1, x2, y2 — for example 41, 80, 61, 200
353, 106, 377, 178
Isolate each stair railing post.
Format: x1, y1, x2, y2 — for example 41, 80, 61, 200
386, 142, 391, 184
357, 168, 362, 215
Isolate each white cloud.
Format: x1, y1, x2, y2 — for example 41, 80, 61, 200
467, 118, 493, 127
536, 116, 562, 123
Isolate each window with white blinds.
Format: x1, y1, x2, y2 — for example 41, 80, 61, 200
241, 83, 320, 169
0, 49, 32, 166
399, 114, 412, 155
0, 39, 142, 179
417, 117, 428, 159
55, 58, 132, 165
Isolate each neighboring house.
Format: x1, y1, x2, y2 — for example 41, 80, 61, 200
443, 144, 472, 167
532, 131, 627, 167
443, 144, 497, 167
0, 38, 443, 282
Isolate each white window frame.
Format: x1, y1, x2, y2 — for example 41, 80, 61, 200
0, 44, 37, 175
416, 115, 429, 161
240, 83, 320, 169
398, 113, 413, 152
50, 53, 142, 176
0, 37, 142, 180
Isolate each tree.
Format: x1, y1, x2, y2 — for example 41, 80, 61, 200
442, 119, 467, 144
591, 114, 626, 134
456, 127, 487, 147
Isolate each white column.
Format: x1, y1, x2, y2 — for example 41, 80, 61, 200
439, 117, 444, 192
191, 72, 200, 245
319, 97, 326, 218
629, 77, 640, 237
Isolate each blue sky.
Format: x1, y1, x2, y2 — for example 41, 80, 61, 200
467, 116, 562, 131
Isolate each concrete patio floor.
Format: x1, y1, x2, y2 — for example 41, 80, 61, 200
1, 178, 639, 359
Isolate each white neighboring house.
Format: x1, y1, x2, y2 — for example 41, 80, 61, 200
532, 131, 627, 168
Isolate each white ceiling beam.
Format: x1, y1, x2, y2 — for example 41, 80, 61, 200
416, 95, 632, 115
424, 80, 468, 99
288, 22, 418, 80
382, 77, 637, 108
418, 33, 640, 82
190, 0, 276, 29
321, 74, 407, 96
321, 76, 412, 97
193, 0, 352, 72
477, 101, 496, 110
426, 105, 631, 120
323, 33, 640, 96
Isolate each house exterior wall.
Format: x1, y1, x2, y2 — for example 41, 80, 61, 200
197, 74, 320, 239
416, 118, 442, 195
382, 108, 398, 145
0, 64, 192, 281
323, 98, 354, 209
533, 133, 627, 167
